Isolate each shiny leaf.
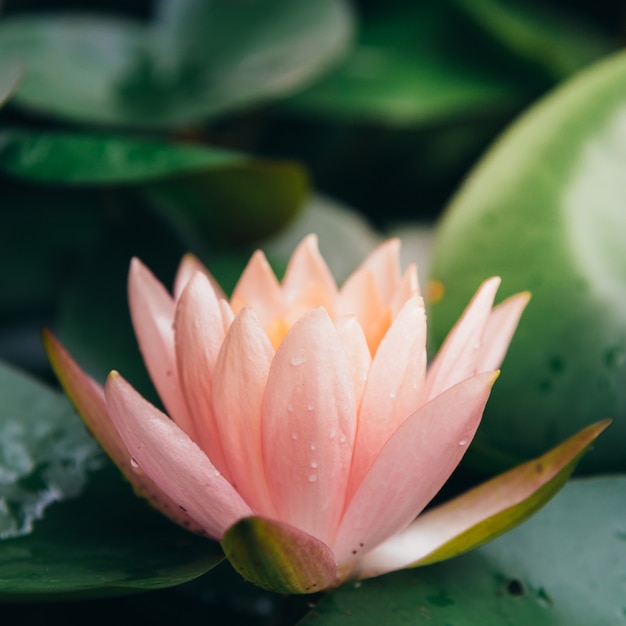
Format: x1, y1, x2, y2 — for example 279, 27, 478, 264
429, 49, 626, 472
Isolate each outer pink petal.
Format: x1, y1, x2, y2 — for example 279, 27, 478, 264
174, 273, 229, 476
42, 331, 206, 534
230, 250, 284, 324
128, 258, 194, 437
348, 297, 427, 497
333, 372, 498, 567
355, 238, 402, 304
105, 372, 252, 539
422, 277, 501, 402
173, 253, 225, 301
281, 235, 338, 309
334, 315, 371, 405
212, 309, 276, 515
262, 308, 357, 545
352, 419, 610, 579
477, 291, 530, 372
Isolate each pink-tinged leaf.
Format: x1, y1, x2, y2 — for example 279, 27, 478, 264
281, 235, 338, 312
42, 330, 205, 533
354, 238, 402, 304
422, 277, 501, 401
173, 253, 225, 301
222, 516, 337, 594
354, 419, 611, 579
347, 297, 427, 497
212, 309, 276, 515
477, 291, 531, 372
128, 258, 195, 438
262, 308, 357, 545
334, 372, 497, 566
105, 372, 252, 539
174, 273, 230, 477
230, 249, 284, 325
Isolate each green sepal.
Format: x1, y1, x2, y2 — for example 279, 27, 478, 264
221, 516, 337, 594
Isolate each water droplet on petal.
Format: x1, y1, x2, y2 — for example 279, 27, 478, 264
214, 469, 221, 477
310, 460, 319, 469
329, 430, 336, 440
291, 432, 299, 441
130, 457, 139, 469
290, 355, 306, 366
308, 474, 318, 483
339, 434, 347, 444
310, 443, 316, 451
287, 403, 294, 412
307, 402, 315, 411
458, 437, 469, 446
389, 389, 397, 399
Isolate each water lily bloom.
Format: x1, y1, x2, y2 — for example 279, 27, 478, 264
44, 235, 608, 593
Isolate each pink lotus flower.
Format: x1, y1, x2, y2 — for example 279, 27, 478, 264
44, 235, 608, 593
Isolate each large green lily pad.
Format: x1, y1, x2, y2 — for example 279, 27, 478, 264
0, 361, 222, 599
428, 49, 626, 472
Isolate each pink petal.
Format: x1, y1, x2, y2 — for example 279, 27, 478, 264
105, 372, 252, 539
390, 263, 420, 315
333, 372, 497, 566
173, 253, 225, 302
212, 309, 276, 515
174, 273, 229, 476
355, 238, 402, 304
128, 258, 194, 437
262, 308, 357, 545
334, 315, 371, 405
281, 235, 338, 311
477, 291, 530, 372
230, 250, 284, 325
42, 331, 206, 534
353, 419, 610, 579
422, 277, 501, 402
337, 268, 388, 354
347, 297, 427, 497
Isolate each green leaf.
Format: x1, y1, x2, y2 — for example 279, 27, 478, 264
0, 1, 353, 127
142, 160, 309, 245
0, 130, 309, 246
302, 477, 626, 625
428, 48, 626, 473
0, 362, 222, 599
0, 360, 102, 540
0, 62, 22, 108
222, 516, 337, 594
0, 131, 242, 184
455, 0, 613, 81
285, 1, 526, 127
